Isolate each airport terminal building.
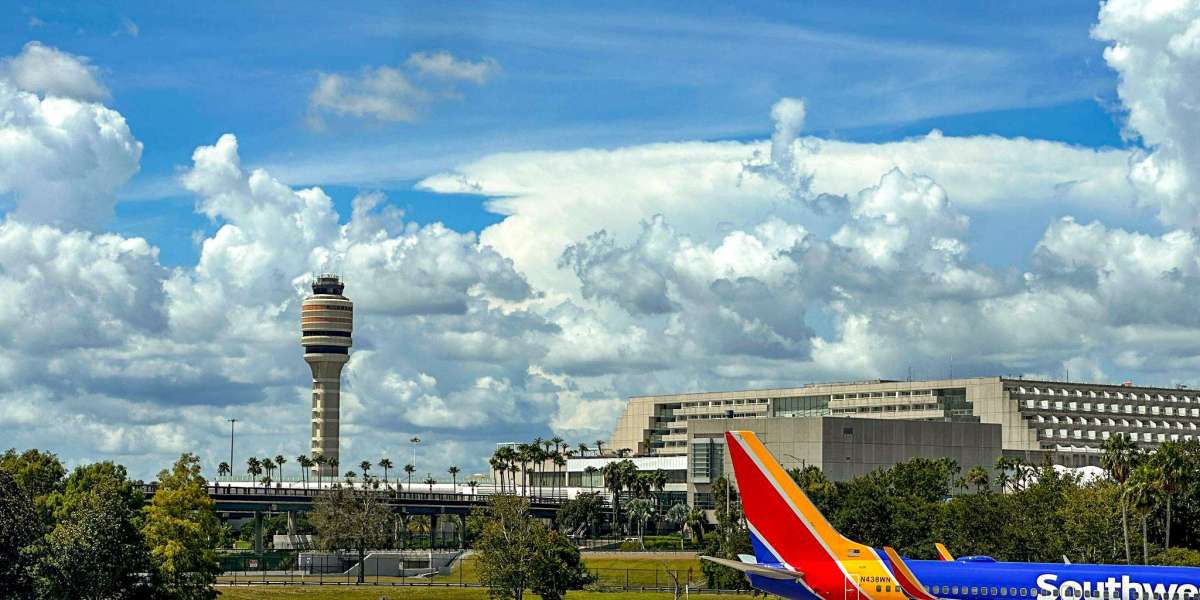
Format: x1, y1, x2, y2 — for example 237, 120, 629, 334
604, 376, 1200, 504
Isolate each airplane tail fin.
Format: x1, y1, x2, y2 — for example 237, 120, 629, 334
724, 431, 865, 572
934, 543, 955, 561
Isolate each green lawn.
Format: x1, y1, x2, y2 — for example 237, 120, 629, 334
218, 588, 738, 600
220, 554, 706, 588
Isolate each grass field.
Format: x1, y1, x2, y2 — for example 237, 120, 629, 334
218, 554, 707, 588
217, 588, 741, 600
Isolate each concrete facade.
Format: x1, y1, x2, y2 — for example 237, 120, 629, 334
608, 376, 1200, 470
685, 416, 1002, 507
301, 275, 353, 476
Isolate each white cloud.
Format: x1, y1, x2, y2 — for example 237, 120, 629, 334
1093, 0, 1200, 226
307, 51, 500, 128
407, 51, 498, 84
1, 41, 108, 101
0, 44, 141, 230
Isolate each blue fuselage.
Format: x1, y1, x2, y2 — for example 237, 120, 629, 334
748, 557, 1200, 600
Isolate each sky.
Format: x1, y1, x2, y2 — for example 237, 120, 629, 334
2, 0, 1200, 480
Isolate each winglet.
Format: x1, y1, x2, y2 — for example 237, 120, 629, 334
934, 543, 955, 561
883, 547, 939, 600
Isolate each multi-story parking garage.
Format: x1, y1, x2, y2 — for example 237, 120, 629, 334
607, 376, 1200, 474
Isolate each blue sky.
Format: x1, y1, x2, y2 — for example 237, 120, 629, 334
8, 1, 1200, 477
9, 1, 1127, 265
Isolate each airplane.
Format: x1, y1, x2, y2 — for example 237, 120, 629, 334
701, 430, 1200, 600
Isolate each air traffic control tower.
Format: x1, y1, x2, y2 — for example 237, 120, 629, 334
301, 274, 353, 476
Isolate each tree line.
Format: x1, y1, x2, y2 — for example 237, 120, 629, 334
0, 449, 221, 600
218, 451, 470, 492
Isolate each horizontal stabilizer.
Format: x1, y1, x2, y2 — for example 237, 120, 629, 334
700, 556, 803, 581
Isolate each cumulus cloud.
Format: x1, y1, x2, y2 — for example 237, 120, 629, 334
307, 51, 499, 128
0, 43, 141, 230
1, 41, 108, 101
1094, 0, 1200, 227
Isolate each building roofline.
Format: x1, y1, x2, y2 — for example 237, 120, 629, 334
627, 376, 1003, 400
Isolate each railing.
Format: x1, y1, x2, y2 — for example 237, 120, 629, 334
141, 484, 572, 505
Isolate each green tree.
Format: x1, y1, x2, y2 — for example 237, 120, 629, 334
1126, 465, 1159, 565
1102, 433, 1140, 564
626, 497, 655, 549
274, 455, 287, 482
378, 458, 393, 485
0, 448, 66, 515
601, 459, 636, 533
296, 455, 312, 487
702, 476, 752, 590
404, 463, 416, 490
142, 453, 221, 600
471, 495, 591, 600
1058, 482, 1126, 564
664, 502, 690, 549
217, 462, 230, 479
449, 465, 461, 491
245, 456, 261, 486
45, 461, 143, 524
261, 457, 276, 482
309, 477, 392, 583
425, 474, 437, 492
965, 465, 990, 493
1147, 441, 1187, 549
556, 491, 605, 538
0, 469, 40, 599
313, 454, 326, 488
34, 479, 149, 599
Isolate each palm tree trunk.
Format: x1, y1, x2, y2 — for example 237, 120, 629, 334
1166, 496, 1172, 550
1142, 516, 1149, 565
1122, 502, 1131, 564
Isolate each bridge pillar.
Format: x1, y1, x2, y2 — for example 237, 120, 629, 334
253, 511, 264, 554
430, 514, 438, 549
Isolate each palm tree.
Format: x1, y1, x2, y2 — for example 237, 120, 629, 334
1102, 433, 1140, 564
314, 454, 326, 489
329, 457, 340, 477
1147, 441, 1187, 549
467, 480, 479, 495
617, 448, 632, 458
488, 456, 503, 493
1127, 465, 1159, 565
404, 463, 416, 490
274, 455, 287, 482
650, 469, 668, 507
517, 444, 534, 497
260, 475, 272, 488
448, 466, 461, 492
246, 456, 262, 486
425, 474, 437, 492
602, 459, 636, 534
965, 465, 990, 493
296, 454, 311, 487
263, 457, 277, 481
218, 462, 231, 479
627, 498, 655, 549
578, 442, 590, 457
360, 460, 372, 479
552, 453, 567, 498
344, 470, 357, 482
684, 506, 706, 546
595, 439, 605, 456
378, 458, 394, 485
665, 503, 689, 549
584, 465, 599, 490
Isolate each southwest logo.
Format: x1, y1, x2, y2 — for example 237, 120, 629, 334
1037, 574, 1200, 600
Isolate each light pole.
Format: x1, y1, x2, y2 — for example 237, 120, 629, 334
410, 436, 421, 470
227, 418, 238, 480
